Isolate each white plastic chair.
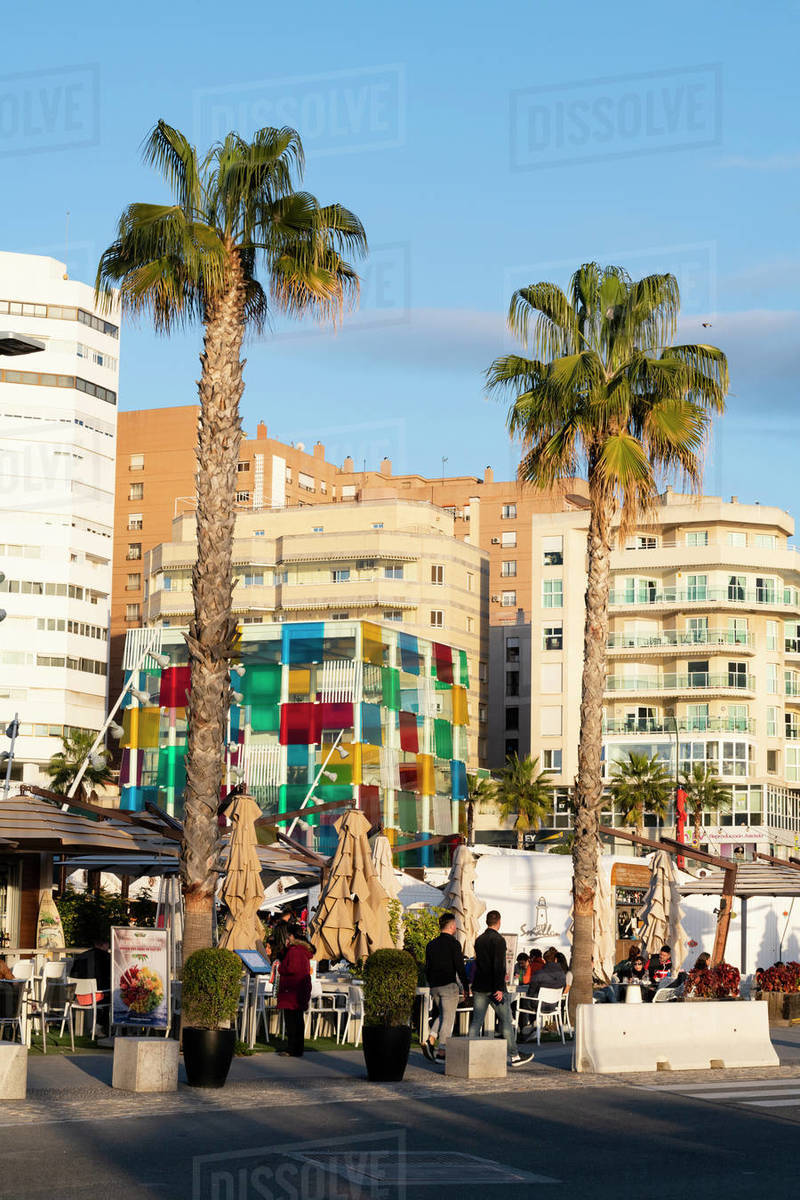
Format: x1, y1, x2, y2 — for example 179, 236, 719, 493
517, 987, 565, 1044
39, 981, 76, 1053
0, 981, 26, 1043
653, 978, 684, 1002
67, 976, 109, 1039
343, 985, 364, 1047
561, 983, 573, 1035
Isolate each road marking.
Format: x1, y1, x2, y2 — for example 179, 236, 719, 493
643, 1077, 800, 1093
742, 1098, 800, 1108
683, 1089, 800, 1101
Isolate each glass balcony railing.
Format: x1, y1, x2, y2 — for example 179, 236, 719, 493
607, 630, 754, 650
605, 673, 756, 692
603, 716, 756, 734
609, 587, 795, 607
786, 682, 800, 697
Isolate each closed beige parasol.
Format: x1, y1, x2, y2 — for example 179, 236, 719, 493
441, 844, 485, 958
638, 849, 689, 970
311, 810, 393, 963
219, 793, 265, 951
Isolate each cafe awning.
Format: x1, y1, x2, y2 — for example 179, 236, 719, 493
1, 792, 178, 857
680, 862, 800, 897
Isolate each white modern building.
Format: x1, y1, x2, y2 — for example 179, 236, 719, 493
0, 252, 119, 785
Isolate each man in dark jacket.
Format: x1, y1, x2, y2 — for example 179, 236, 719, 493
422, 912, 469, 1061
468, 910, 532, 1066
527, 947, 567, 997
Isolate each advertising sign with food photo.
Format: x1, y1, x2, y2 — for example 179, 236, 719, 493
111, 927, 170, 1029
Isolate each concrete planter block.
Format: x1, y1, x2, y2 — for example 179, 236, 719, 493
112, 1037, 179, 1093
574, 1000, 779, 1074
445, 1037, 507, 1079
0, 1045, 26, 1099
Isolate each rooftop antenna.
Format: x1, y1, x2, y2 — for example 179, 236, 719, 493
63, 210, 70, 279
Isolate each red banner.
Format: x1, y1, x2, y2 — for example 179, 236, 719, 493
676, 787, 688, 868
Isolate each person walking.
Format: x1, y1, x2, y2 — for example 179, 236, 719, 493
422, 911, 469, 1063
468, 910, 533, 1066
276, 923, 314, 1057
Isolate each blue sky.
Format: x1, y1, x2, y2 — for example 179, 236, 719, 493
3, 0, 799, 513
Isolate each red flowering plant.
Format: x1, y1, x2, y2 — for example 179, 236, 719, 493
686, 962, 740, 998
755, 962, 800, 993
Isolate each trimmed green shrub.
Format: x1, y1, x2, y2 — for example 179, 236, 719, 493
182, 948, 243, 1029
362, 948, 418, 1027
400, 905, 444, 983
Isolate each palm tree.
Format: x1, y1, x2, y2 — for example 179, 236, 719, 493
486, 263, 728, 1007
493, 755, 553, 850
609, 750, 671, 840
46, 731, 114, 801
97, 121, 366, 956
681, 764, 731, 845
465, 771, 495, 845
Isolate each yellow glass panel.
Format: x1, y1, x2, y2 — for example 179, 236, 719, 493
452, 685, 468, 726
137, 706, 161, 748
417, 753, 435, 795
121, 706, 138, 749
288, 667, 311, 694
361, 620, 385, 666
325, 741, 363, 786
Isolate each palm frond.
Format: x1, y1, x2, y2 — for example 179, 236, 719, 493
507, 282, 579, 357
141, 120, 203, 214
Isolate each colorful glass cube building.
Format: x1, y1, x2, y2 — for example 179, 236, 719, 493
119, 620, 469, 861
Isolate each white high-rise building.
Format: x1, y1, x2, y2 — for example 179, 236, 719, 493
0, 252, 119, 786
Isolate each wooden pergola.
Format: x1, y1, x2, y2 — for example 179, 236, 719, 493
598, 824, 738, 966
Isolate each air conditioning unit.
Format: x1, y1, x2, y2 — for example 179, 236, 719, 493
491, 537, 500, 544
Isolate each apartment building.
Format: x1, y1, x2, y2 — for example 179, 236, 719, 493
142, 499, 488, 765
113, 405, 588, 765
529, 488, 800, 855
0, 252, 118, 784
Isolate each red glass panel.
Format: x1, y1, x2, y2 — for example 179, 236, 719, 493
159, 665, 191, 708
398, 710, 419, 753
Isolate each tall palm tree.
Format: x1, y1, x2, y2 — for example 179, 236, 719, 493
487, 263, 728, 1006
46, 731, 114, 801
609, 750, 671, 840
97, 121, 366, 956
681, 763, 731, 845
493, 755, 553, 850
465, 771, 495, 845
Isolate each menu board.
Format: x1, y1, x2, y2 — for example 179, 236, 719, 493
111, 926, 170, 1029
501, 932, 519, 986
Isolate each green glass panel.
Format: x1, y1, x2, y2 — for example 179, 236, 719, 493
249, 701, 280, 733
381, 666, 400, 711
459, 649, 469, 687
397, 791, 418, 833
434, 718, 453, 760
242, 663, 282, 706
278, 784, 309, 814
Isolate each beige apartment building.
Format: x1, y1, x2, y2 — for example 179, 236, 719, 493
527, 488, 800, 854
142, 499, 489, 765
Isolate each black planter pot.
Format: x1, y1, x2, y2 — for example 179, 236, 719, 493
362, 1024, 412, 1082
183, 1027, 236, 1088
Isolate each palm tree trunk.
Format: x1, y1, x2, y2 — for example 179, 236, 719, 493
466, 799, 474, 846
571, 473, 614, 1014
181, 249, 246, 958
516, 826, 524, 851
694, 804, 702, 847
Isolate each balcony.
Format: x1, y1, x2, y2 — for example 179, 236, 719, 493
608, 586, 796, 612
607, 629, 754, 655
605, 672, 756, 696
603, 716, 756, 735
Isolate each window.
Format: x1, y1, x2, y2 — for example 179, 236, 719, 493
126, 573, 141, 590
298, 472, 315, 492
542, 749, 562, 771
543, 624, 563, 650
312, 526, 324, 533
756, 576, 776, 603
543, 535, 563, 565
372, 522, 383, 529
728, 703, 748, 731
127, 543, 142, 561
756, 533, 777, 549
627, 535, 657, 550
243, 573, 263, 587
788, 747, 800, 783
787, 713, 800, 741
506, 637, 520, 663
686, 530, 709, 546
506, 671, 520, 697
341, 485, 357, 499
501, 504, 517, 519
385, 564, 403, 580
687, 703, 709, 731
127, 513, 143, 531
431, 565, 444, 585
501, 561, 517, 577
543, 579, 563, 608
285, 468, 293, 483
125, 603, 140, 622
128, 482, 143, 501
466, 616, 474, 633
501, 591, 516, 607
129, 453, 144, 471
430, 610, 444, 628
786, 670, 800, 697
273, 570, 288, 585
728, 575, 745, 601
767, 664, 778, 695
479, 661, 488, 682
237, 461, 250, 473
320, 481, 327, 494
330, 611, 349, 620
727, 530, 746, 547
505, 707, 519, 731
687, 617, 709, 643
766, 620, 778, 651
254, 530, 265, 537
728, 661, 747, 688
541, 663, 562, 693
479, 705, 488, 724
332, 569, 351, 583
688, 660, 709, 685
467, 572, 474, 592
787, 621, 800, 654
767, 749, 779, 774
383, 610, 402, 622
505, 738, 519, 758
235, 490, 250, 503
540, 705, 562, 736
767, 706, 779, 737
687, 574, 707, 601
501, 531, 517, 548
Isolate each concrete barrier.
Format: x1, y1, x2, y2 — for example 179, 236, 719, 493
112, 1037, 179, 1092
445, 1037, 507, 1079
574, 1001, 778, 1073
0, 1045, 26, 1099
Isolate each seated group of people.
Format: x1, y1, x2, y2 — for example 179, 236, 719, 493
593, 943, 694, 1003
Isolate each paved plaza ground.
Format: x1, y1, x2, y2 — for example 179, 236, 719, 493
3, 1031, 800, 1198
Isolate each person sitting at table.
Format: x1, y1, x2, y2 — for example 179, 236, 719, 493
618, 954, 649, 985
515, 953, 532, 986
648, 945, 673, 985
527, 947, 567, 997
529, 948, 545, 976
614, 944, 642, 975
692, 951, 710, 972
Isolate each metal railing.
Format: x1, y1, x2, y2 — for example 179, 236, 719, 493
602, 716, 756, 735
609, 587, 796, 607
607, 629, 754, 650
605, 672, 756, 692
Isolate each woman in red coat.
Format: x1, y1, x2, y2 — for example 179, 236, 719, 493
276, 923, 314, 1057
